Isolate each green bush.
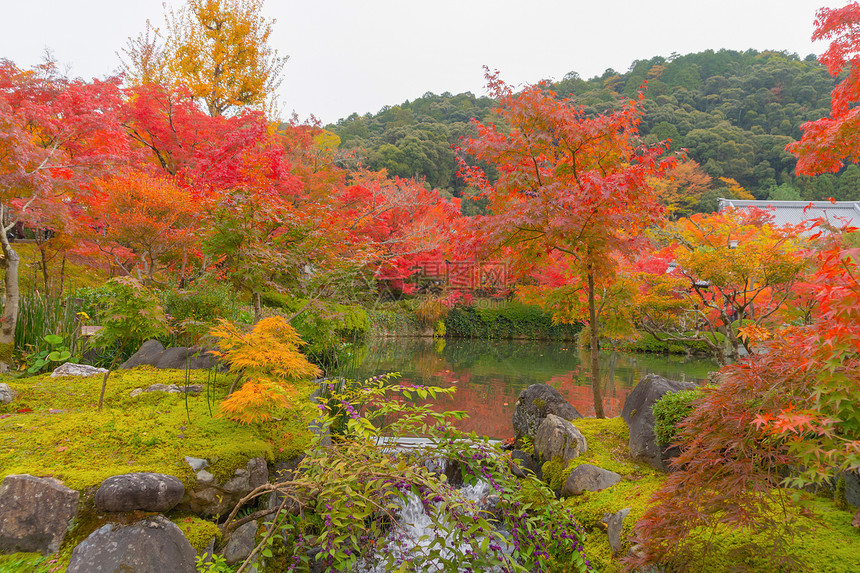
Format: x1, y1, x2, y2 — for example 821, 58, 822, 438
616, 332, 717, 354
445, 301, 581, 340
652, 387, 706, 445
161, 284, 238, 345
260, 293, 370, 369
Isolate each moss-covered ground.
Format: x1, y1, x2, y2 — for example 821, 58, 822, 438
548, 417, 860, 573
0, 367, 314, 572
0, 368, 313, 489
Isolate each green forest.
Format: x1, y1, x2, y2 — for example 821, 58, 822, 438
330, 49, 860, 210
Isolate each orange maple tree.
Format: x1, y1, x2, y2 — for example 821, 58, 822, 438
458, 70, 673, 417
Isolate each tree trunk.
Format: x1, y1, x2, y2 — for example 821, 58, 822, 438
253, 291, 263, 323
0, 229, 20, 372
587, 270, 605, 418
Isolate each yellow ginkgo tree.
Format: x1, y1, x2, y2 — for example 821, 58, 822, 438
211, 316, 320, 424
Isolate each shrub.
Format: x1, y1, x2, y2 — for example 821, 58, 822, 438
90, 277, 170, 354
652, 387, 706, 445
211, 317, 321, 424
446, 301, 581, 340
161, 284, 238, 345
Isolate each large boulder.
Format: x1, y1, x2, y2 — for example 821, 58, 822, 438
512, 384, 582, 443
95, 472, 185, 513
66, 515, 196, 573
0, 474, 79, 555
562, 464, 621, 496
533, 414, 588, 466
621, 374, 696, 471
120, 339, 166, 369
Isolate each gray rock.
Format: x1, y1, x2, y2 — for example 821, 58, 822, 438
513, 384, 581, 443
120, 339, 166, 369
143, 383, 204, 394
533, 414, 587, 466
247, 457, 269, 489
49, 363, 108, 377
509, 450, 539, 479
853, 507, 860, 529
605, 507, 631, 555
95, 472, 185, 513
182, 458, 269, 517
155, 346, 192, 369
223, 520, 258, 565
0, 474, 79, 555
66, 515, 196, 573
130, 388, 143, 398
185, 456, 209, 472
562, 464, 621, 496
0, 382, 12, 404
621, 374, 696, 471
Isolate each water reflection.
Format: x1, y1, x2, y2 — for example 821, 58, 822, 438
344, 338, 718, 439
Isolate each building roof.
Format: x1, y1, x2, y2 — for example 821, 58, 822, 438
718, 199, 860, 231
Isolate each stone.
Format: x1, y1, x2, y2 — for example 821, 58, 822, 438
605, 507, 631, 554
247, 456, 269, 489
0, 382, 13, 404
223, 520, 258, 565
49, 363, 108, 377
182, 458, 269, 517
120, 339, 166, 369
562, 464, 621, 496
533, 414, 587, 466
621, 374, 696, 471
66, 515, 196, 573
0, 474, 79, 555
95, 472, 185, 513
143, 383, 204, 394
185, 456, 209, 472
509, 450, 539, 479
853, 507, 860, 529
130, 388, 143, 398
155, 346, 192, 369
512, 384, 582, 443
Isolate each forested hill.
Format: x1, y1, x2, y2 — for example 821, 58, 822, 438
328, 49, 860, 207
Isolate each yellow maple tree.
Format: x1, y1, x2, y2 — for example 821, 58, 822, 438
212, 316, 320, 424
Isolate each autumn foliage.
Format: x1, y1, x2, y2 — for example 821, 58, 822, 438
212, 317, 321, 424
458, 70, 673, 417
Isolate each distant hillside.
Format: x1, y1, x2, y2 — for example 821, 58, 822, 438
329, 49, 860, 207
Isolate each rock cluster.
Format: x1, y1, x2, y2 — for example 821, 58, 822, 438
120, 339, 218, 370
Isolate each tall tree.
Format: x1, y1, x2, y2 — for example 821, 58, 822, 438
163, 0, 287, 117
458, 71, 671, 417
0, 60, 126, 371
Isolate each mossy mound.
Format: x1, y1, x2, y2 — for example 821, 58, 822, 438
0, 367, 314, 490
552, 418, 860, 573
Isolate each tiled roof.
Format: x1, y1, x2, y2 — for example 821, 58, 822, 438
718, 199, 860, 231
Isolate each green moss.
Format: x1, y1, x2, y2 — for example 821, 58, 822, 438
0, 553, 50, 573
173, 514, 222, 552
541, 457, 567, 492
0, 369, 314, 491
0, 342, 13, 364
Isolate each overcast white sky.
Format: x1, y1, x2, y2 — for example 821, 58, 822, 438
0, 0, 832, 125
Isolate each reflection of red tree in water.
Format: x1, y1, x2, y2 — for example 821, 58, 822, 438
414, 369, 631, 439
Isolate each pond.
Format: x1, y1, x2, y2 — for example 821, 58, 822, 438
342, 337, 719, 439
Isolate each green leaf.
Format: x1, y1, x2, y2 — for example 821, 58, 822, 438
43, 334, 63, 346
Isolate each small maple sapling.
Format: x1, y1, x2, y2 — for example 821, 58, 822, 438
458, 70, 673, 417
211, 317, 321, 424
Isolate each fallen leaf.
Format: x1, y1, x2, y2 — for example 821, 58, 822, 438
56, 446, 67, 452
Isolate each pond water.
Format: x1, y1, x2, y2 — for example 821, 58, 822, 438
342, 337, 719, 439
